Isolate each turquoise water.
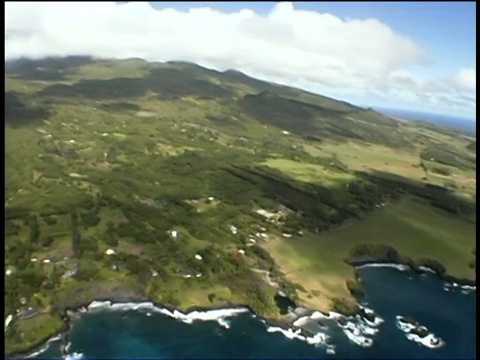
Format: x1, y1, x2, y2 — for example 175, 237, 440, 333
34, 266, 476, 359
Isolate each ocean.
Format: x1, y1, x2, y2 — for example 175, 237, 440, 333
373, 107, 476, 135
31, 265, 476, 360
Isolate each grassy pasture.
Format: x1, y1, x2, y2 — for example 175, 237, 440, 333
263, 196, 475, 311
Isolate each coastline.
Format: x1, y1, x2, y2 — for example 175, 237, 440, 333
6, 258, 475, 359
347, 256, 476, 287
5, 299, 274, 360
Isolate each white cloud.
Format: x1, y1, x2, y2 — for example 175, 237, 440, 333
455, 68, 476, 91
4, 2, 475, 116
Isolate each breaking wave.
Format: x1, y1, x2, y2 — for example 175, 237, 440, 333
24, 334, 63, 359
87, 301, 248, 329
269, 306, 383, 352
356, 263, 410, 271
65, 352, 84, 360
395, 316, 444, 349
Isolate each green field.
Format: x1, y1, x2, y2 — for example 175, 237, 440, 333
262, 158, 354, 187
264, 196, 476, 310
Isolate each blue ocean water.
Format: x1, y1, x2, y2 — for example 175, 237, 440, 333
373, 107, 476, 135
34, 266, 475, 360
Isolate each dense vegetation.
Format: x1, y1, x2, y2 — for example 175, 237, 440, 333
5, 56, 476, 355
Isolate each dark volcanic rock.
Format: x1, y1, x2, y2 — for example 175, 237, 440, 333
411, 325, 429, 338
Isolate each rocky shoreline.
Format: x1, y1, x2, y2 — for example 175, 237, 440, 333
395, 316, 445, 349
347, 255, 476, 287
5, 295, 279, 359
6, 258, 476, 359
6, 294, 357, 359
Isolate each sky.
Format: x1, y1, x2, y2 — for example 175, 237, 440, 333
5, 2, 476, 119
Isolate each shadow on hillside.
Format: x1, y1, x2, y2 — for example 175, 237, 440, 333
37, 67, 233, 100
5, 92, 51, 127
147, 68, 232, 99
359, 170, 476, 218
420, 145, 476, 171
6, 56, 95, 81
99, 102, 141, 112
237, 92, 407, 147
40, 78, 150, 99
466, 141, 476, 153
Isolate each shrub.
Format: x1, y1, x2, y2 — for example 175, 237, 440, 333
41, 236, 54, 247
75, 262, 99, 281
208, 293, 216, 303
104, 234, 119, 247
43, 216, 58, 226
80, 211, 101, 227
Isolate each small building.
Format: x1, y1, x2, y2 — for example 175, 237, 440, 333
4, 314, 13, 330
238, 250, 245, 255
18, 307, 40, 320
195, 254, 203, 261
62, 269, 77, 279
105, 249, 117, 256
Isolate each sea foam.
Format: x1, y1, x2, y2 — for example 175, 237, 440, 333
442, 282, 476, 294
24, 334, 63, 359
340, 322, 374, 348
65, 352, 85, 360
266, 325, 329, 346
356, 263, 410, 271
418, 266, 437, 274
286, 307, 382, 350
27, 301, 385, 357
86, 301, 248, 329
406, 333, 445, 349
395, 316, 444, 349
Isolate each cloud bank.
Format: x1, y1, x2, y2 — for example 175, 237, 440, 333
5, 2, 475, 117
